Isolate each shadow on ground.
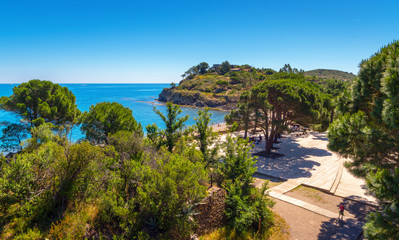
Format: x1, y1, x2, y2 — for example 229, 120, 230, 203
312, 134, 329, 141
318, 218, 363, 240
318, 196, 377, 239
254, 133, 332, 179
339, 197, 377, 219
252, 173, 285, 183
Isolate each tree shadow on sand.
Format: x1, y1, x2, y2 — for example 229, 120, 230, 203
339, 197, 377, 220
318, 218, 363, 240
253, 151, 284, 159
311, 132, 329, 141
253, 136, 333, 179
318, 196, 377, 239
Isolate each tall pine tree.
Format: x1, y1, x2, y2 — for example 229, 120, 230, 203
328, 40, 399, 239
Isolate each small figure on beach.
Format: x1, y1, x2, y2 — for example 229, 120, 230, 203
338, 203, 344, 220
259, 135, 262, 142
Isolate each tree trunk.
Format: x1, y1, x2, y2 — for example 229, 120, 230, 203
273, 133, 279, 143
244, 118, 248, 139
265, 127, 275, 154
253, 110, 259, 134
265, 134, 274, 154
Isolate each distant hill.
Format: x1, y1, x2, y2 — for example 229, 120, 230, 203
158, 64, 355, 110
305, 69, 356, 81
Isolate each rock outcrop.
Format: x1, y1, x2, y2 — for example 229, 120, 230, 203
158, 87, 237, 110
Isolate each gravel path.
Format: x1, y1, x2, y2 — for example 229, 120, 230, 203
272, 199, 332, 240
285, 186, 376, 221
270, 186, 377, 240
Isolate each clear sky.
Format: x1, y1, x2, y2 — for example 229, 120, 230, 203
0, 0, 398, 83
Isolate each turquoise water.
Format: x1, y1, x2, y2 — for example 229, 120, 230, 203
0, 84, 228, 143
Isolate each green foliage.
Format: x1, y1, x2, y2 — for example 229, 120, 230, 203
80, 101, 142, 144
220, 61, 231, 75
23, 122, 61, 151
135, 153, 207, 236
0, 123, 28, 152
230, 71, 260, 88
145, 123, 163, 150
166, 61, 353, 114
225, 90, 253, 138
96, 131, 207, 238
194, 108, 218, 168
251, 77, 327, 152
0, 138, 106, 237
279, 64, 304, 75
328, 40, 399, 238
225, 181, 274, 237
198, 62, 210, 74
218, 135, 274, 236
0, 79, 80, 128
305, 69, 356, 81
218, 136, 256, 186
319, 78, 349, 97
328, 41, 399, 173
13, 228, 42, 240
182, 62, 209, 79
146, 102, 188, 152
363, 168, 399, 239
216, 80, 229, 86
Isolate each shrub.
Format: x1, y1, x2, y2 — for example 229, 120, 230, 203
219, 136, 275, 236
216, 80, 229, 86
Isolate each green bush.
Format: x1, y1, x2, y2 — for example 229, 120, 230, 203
216, 80, 229, 86
219, 136, 275, 236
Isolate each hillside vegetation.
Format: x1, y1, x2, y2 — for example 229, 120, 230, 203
0, 82, 278, 239
159, 62, 351, 110
304, 69, 356, 81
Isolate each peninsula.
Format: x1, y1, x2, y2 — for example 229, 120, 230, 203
158, 62, 355, 110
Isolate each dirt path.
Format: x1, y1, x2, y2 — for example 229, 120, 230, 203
268, 185, 376, 240
285, 186, 376, 221
272, 199, 332, 240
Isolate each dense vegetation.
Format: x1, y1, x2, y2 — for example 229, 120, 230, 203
2, 40, 397, 238
225, 72, 346, 153
0, 80, 80, 152
0, 80, 275, 239
304, 69, 356, 81
159, 62, 352, 110
328, 40, 399, 239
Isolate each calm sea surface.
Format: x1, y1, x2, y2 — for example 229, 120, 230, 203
0, 84, 228, 144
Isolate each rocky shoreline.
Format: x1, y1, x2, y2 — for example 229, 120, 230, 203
158, 87, 238, 110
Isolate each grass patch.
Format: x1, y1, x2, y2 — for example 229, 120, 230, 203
290, 185, 326, 203
199, 212, 289, 240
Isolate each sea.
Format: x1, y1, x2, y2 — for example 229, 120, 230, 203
0, 83, 228, 145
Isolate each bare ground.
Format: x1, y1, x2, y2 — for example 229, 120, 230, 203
271, 186, 377, 240
285, 186, 376, 221
272, 199, 331, 240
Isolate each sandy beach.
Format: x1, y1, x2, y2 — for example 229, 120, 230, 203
211, 122, 228, 133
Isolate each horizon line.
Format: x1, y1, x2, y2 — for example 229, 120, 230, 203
0, 82, 174, 84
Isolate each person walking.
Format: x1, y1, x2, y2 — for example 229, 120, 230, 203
338, 203, 345, 220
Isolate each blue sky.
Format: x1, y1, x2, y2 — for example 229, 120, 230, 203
0, 0, 398, 83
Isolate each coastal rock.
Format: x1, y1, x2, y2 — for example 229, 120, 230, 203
158, 87, 237, 110
159, 88, 200, 105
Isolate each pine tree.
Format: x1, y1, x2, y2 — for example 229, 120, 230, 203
328, 40, 399, 238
